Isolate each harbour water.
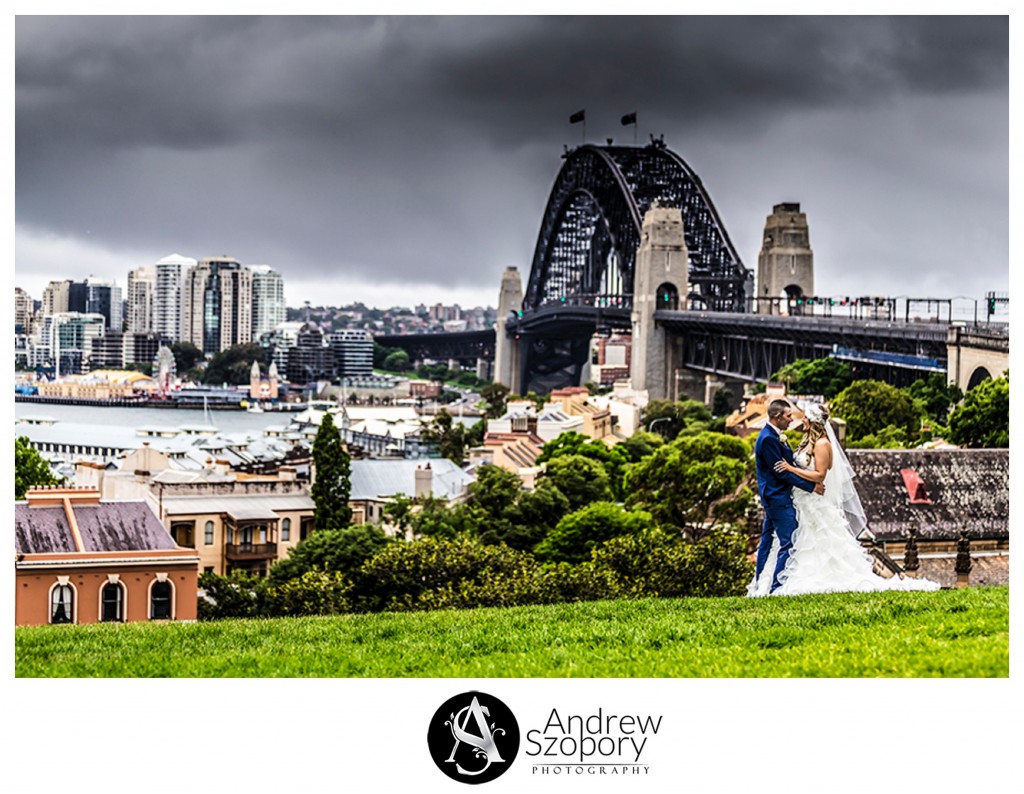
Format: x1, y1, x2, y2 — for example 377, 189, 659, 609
13, 400, 481, 434
14, 401, 298, 433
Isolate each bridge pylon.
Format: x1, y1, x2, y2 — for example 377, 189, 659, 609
494, 266, 524, 392
756, 203, 814, 314
630, 201, 689, 400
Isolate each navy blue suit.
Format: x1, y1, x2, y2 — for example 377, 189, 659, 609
754, 423, 816, 591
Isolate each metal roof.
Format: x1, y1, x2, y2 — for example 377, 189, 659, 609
348, 458, 473, 501
161, 493, 315, 516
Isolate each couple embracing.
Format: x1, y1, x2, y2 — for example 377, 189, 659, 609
749, 399, 939, 597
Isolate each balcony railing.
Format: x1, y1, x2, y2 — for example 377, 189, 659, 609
225, 542, 278, 561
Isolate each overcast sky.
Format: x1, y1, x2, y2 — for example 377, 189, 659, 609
15, 15, 1009, 311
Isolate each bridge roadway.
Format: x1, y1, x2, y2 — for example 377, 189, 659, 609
654, 309, 952, 382
376, 310, 961, 385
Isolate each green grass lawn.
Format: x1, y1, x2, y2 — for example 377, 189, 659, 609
15, 586, 1008, 678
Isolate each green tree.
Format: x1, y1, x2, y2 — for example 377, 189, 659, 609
948, 372, 1009, 448
268, 524, 390, 584
125, 361, 154, 377
466, 464, 523, 521
372, 341, 397, 369
420, 410, 468, 464
830, 379, 920, 442
845, 425, 910, 450
480, 382, 510, 418
488, 479, 570, 552
641, 399, 712, 439
711, 387, 735, 417
534, 502, 653, 564
537, 432, 631, 499
311, 413, 352, 530
382, 349, 411, 372
542, 455, 610, 510
624, 431, 752, 536
15, 436, 61, 499
618, 430, 665, 462
771, 357, 853, 399
907, 373, 964, 427
202, 342, 266, 385
171, 341, 204, 373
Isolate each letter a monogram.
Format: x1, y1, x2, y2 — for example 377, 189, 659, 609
445, 696, 507, 776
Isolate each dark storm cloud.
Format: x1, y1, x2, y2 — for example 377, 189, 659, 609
15, 16, 1008, 303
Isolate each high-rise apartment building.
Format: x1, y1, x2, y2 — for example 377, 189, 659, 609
248, 265, 286, 339
14, 287, 34, 332
126, 266, 156, 333
154, 253, 193, 342
77, 277, 122, 331
41, 280, 71, 316
330, 329, 373, 378
42, 312, 106, 376
183, 257, 253, 354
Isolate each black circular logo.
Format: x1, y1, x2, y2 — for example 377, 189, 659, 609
427, 691, 520, 784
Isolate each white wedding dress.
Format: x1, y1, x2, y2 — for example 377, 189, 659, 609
748, 424, 940, 597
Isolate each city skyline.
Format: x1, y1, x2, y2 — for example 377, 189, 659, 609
15, 16, 1009, 309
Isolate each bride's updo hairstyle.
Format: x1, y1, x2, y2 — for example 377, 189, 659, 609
802, 403, 830, 448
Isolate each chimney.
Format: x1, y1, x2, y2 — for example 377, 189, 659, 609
414, 463, 433, 499
278, 465, 297, 482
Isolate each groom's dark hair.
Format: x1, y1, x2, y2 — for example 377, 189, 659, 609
767, 400, 790, 419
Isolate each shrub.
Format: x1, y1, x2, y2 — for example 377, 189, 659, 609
591, 525, 752, 598
534, 502, 652, 564
269, 525, 390, 584
197, 571, 268, 620
264, 570, 351, 616
536, 561, 623, 604
352, 536, 541, 612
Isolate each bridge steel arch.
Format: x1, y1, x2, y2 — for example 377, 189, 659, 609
523, 140, 752, 315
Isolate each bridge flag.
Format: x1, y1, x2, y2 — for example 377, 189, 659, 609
569, 109, 586, 144
621, 111, 637, 144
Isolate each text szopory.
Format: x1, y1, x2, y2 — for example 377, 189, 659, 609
525, 708, 663, 764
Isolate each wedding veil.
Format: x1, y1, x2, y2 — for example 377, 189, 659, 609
823, 421, 874, 540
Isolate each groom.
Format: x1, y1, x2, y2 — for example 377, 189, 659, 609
754, 400, 824, 592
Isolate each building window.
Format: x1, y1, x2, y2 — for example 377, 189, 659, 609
151, 581, 172, 620
101, 582, 124, 622
281, 518, 291, 541
205, 520, 214, 545
171, 521, 195, 548
50, 584, 74, 624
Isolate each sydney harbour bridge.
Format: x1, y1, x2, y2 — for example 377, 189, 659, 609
377, 139, 1007, 398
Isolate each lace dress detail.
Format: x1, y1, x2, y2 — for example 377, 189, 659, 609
748, 445, 940, 597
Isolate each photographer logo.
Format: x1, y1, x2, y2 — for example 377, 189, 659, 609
427, 691, 520, 784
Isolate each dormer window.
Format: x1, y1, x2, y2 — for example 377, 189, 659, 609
900, 469, 932, 504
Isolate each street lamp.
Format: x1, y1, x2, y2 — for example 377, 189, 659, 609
648, 416, 672, 436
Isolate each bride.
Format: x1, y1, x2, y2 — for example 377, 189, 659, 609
747, 403, 940, 596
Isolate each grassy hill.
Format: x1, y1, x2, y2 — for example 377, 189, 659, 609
15, 586, 1007, 678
